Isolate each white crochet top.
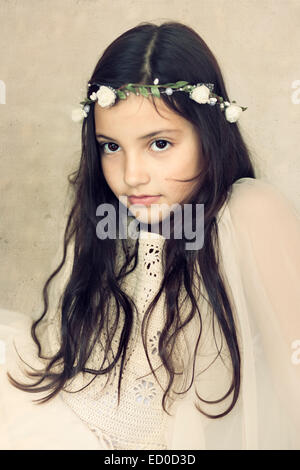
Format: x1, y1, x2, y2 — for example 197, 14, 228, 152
59, 228, 187, 450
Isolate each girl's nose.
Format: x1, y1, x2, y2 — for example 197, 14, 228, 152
123, 153, 150, 187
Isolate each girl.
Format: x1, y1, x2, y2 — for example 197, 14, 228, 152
1, 20, 300, 450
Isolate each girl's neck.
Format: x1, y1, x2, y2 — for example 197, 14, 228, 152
139, 220, 163, 236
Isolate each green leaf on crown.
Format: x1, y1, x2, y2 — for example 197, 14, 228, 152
173, 81, 189, 88
150, 86, 160, 98
139, 87, 149, 97
80, 100, 92, 105
117, 90, 127, 99
126, 84, 136, 94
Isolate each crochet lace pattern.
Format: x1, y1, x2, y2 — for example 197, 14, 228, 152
59, 228, 188, 450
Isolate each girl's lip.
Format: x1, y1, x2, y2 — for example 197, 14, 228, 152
128, 195, 161, 205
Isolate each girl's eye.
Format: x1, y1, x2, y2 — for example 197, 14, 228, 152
98, 142, 120, 154
150, 139, 171, 152
98, 139, 172, 155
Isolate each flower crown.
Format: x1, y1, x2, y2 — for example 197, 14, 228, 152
72, 78, 247, 123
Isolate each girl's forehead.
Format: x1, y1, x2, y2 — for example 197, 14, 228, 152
94, 93, 190, 134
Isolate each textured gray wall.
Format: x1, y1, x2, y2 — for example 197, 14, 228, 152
1, 0, 300, 317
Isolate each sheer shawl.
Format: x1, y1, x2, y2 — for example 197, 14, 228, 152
168, 178, 300, 449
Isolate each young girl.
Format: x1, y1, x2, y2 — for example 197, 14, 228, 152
1, 20, 300, 450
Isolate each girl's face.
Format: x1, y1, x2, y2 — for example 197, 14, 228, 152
94, 93, 203, 225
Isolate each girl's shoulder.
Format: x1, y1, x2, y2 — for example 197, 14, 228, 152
223, 177, 300, 227
229, 177, 286, 211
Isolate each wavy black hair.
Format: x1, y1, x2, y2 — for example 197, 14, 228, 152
9, 20, 256, 419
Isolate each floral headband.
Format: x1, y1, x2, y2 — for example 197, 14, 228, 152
71, 78, 247, 123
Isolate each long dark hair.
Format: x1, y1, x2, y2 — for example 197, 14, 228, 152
9, 21, 255, 418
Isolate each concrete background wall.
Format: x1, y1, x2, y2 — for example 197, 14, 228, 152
1, 0, 300, 317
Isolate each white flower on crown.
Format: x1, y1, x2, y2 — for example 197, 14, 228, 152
89, 92, 97, 101
96, 86, 117, 108
71, 108, 87, 122
225, 104, 243, 123
190, 84, 211, 104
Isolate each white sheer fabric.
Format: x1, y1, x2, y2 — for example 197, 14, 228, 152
0, 310, 102, 449
172, 177, 300, 449
0, 177, 300, 449
216, 177, 300, 449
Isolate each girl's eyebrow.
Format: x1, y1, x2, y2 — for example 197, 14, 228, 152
95, 129, 182, 141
